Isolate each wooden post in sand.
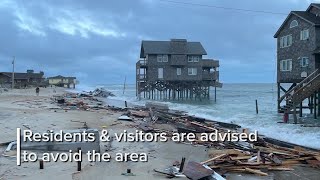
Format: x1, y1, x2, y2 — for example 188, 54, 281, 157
39, 159, 44, 169
293, 105, 298, 124
314, 92, 317, 119
77, 148, 81, 171
255, 100, 259, 114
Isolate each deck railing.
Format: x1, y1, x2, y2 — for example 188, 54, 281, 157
280, 69, 319, 102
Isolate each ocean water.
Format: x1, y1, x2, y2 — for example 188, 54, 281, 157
75, 83, 320, 149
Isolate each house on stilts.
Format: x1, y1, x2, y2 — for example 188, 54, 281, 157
136, 39, 222, 101
274, 3, 320, 121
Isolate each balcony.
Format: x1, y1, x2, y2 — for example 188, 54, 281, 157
137, 59, 148, 67
202, 59, 219, 67
202, 71, 218, 80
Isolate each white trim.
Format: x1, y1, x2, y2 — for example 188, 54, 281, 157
157, 55, 162, 62
300, 57, 309, 67
279, 35, 292, 48
290, 20, 298, 28
300, 29, 309, 40
188, 56, 200, 62
188, 68, 197, 75
177, 68, 181, 75
280, 59, 292, 71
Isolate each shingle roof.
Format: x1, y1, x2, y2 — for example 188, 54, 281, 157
274, 10, 320, 38
308, 3, 320, 10
0, 72, 44, 80
140, 40, 207, 58
292, 11, 320, 25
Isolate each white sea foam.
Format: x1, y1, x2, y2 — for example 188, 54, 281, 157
77, 83, 320, 149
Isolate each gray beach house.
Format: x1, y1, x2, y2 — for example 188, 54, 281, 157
274, 3, 320, 120
136, 39, 221, 100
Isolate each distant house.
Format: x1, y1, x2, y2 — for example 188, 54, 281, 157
136, 39, 221, 100
0, 70, 45, 88
47, 75, 77, 89
274, 3, 320, 119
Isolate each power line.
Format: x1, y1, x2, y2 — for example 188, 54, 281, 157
158, 0, 287, 15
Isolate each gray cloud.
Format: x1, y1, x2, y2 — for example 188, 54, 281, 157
0, 0, 318, 84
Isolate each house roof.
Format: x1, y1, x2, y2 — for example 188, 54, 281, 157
0, 72, 44, 80
47, 75, 76, 79
140, 40, 207, 58
274, 11, 320, 38
307, 3, 320, 12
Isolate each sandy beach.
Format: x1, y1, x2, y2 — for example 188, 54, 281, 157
0, 87, 209, 180
1, 87, 320, 180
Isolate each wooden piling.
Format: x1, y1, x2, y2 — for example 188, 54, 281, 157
39, 159, 44, 169
77, 148, 81, 171
299, 102, 303, 117
314, 92, 317, 119
293, 105, 298, 124
255, 100, 259, 114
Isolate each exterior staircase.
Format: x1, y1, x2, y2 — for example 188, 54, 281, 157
279, 69, 320, 113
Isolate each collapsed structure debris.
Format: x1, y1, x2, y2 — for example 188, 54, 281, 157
42, 91, 320, 178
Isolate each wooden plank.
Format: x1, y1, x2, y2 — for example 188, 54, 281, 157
314, 155, 320, 161
208, 149, 247, 157
190, 121, 216, 131
268, 167, 294, 171
230, 156, 252, 161
201, 154, 227, 165
245, 168, 268, 176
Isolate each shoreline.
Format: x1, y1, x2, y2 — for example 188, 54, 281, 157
1, 87, 320, 179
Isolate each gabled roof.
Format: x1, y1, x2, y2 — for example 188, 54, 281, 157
140, 40, 207, 58
306, 3, 320, 12
274, 11, 320, 38
0, 72, 44, 79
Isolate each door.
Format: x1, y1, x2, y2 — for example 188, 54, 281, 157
158, 68, 163, 79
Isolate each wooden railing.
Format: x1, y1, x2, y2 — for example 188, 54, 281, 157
280, 69, 319, 102
291, 73, 320, 103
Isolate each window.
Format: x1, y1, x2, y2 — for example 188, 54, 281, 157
177, 68, 181, 75
290, 20, 298, 28
158, 68, 163, 79
157, 55, 162, 62
188, 68, 197, 75
300, 57, 309, 67
280, 35, 292, 48
188, 56, 200, 62
280, 59, 292, 71
300, 29, 309, 40
162, 55, 168, 62
157, 55, 168, 62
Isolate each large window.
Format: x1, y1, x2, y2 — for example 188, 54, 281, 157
300, 57, 309, 67
188, 56, 200, 62
188, 68, 197, 75
157, 55, 168, 62
290, 20, 298, 28
280, 59, 292, 71
300, 29, 310, 40
280, 35, 292, 48
177, 68, 181, 75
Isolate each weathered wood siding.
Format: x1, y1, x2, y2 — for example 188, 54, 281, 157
277, 14, 316, 83
146, 54, 203, 82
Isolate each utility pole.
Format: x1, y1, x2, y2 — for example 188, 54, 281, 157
12, 56, 15, 89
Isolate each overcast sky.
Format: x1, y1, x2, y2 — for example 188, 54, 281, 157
0, 0, 318, 85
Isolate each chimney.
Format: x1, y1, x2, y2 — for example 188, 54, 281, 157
170, 39, 187, 54
27, 70, 34, 74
